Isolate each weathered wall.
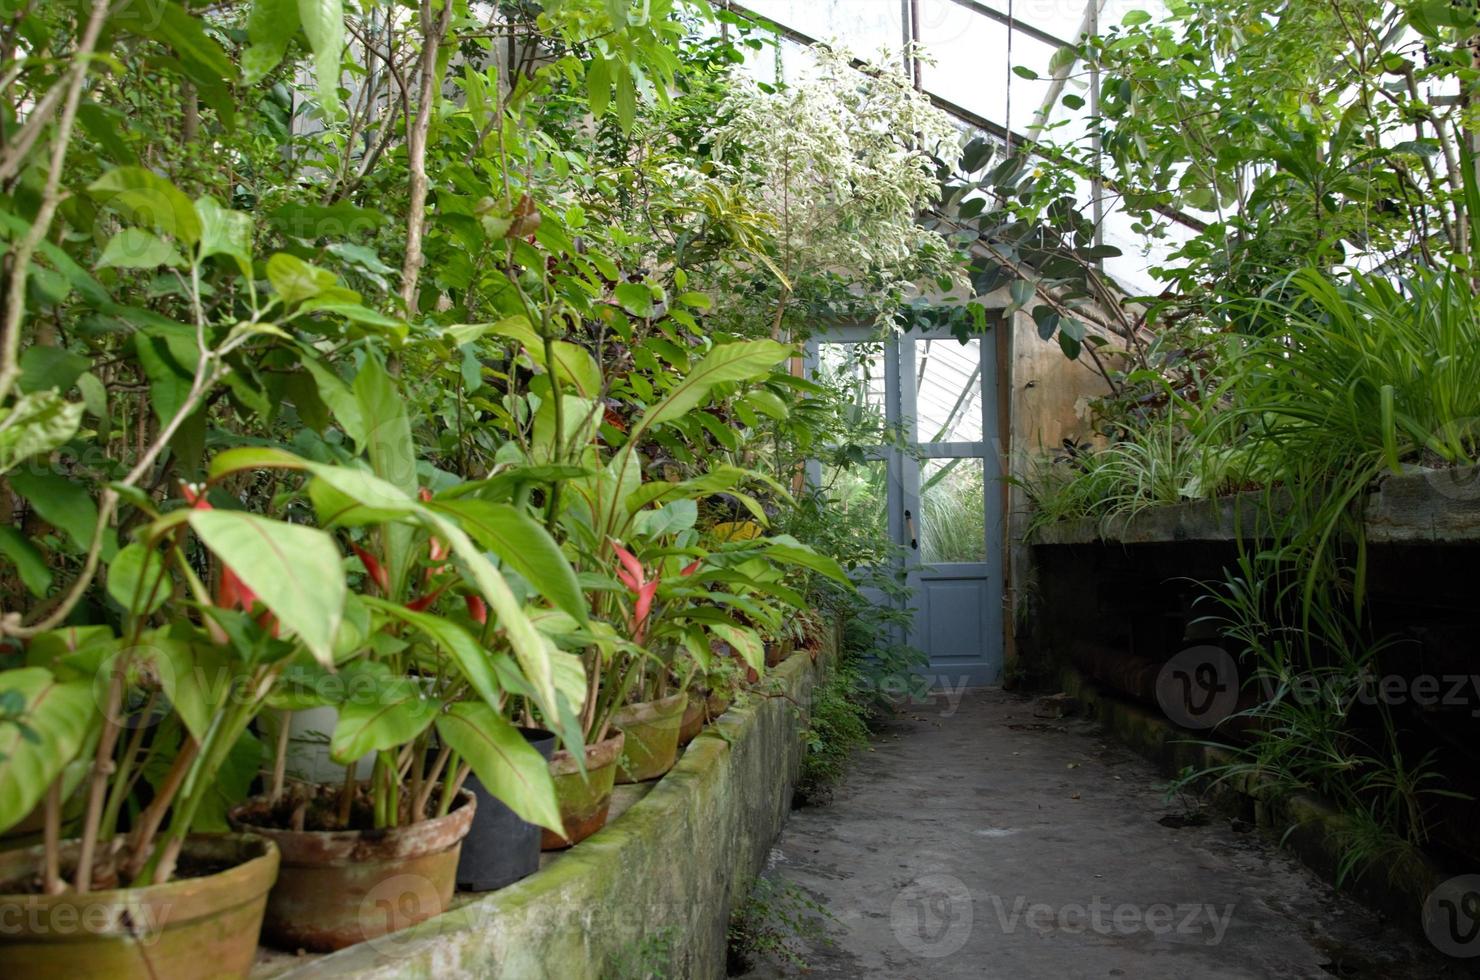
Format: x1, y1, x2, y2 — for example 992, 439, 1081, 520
998, 300, 1112, 675
262, 646, 831, 980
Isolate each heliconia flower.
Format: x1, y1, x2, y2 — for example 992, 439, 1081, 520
465, 594, 488, 625
612, 541, 645, 593
418, 487, 434, 503
680, 559, 702, 577
216, 564, 258, 612
180, 483, 212, 510
351, 543, 389, 593
633, 581, 659, 644
405, 583, 447, 613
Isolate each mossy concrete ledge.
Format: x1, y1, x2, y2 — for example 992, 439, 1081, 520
261, 648, 828, 980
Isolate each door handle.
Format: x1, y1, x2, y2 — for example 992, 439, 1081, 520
905, 509, 918, 550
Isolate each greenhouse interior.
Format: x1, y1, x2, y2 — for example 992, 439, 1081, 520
2, 0, 1480, 976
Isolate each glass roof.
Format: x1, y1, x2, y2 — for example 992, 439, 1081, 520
727, 0, 1184, 295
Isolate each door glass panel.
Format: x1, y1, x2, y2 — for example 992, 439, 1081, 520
818, 459, 889, 545
816, 342, 888, 419
920, 458, 986, 563
913, 339, 983, 443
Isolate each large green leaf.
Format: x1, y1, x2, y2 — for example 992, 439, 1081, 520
297, 0, 345, 114
151, 632, 232, 743
331, 670, 437, 763
0, 668, 98, 835
0, 526, 52, 597
243, 0, 301, 83
431, 499, 588, 625
141, 1, 235, 85
96, 228, 186, 270
106, 541, 169, 616
89, 168, 201, 245
756, 536, 851, 584
195, 197, 254, 278
362, 598, 502, 709
429, 516, 561, 724
435, 702, 562, 832
187, 510, 345, 666
631, 340, 792, 438
9, 470, 117, 559
0, 390, 82, 476
267, 253, 336, 306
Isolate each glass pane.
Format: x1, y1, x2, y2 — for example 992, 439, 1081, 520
819, 459, 889, 545
913, 338, 983, 443
920, 458, 987, 563
816, 341, 888, 417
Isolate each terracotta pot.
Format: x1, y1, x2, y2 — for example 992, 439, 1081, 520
542, 732, 625, 850
228, 789, 475, 953
765, 637, 797, 668
0, 833, 278, 980
677, 691, 733, 746
612, 691, 689, 784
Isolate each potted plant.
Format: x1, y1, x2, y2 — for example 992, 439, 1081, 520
0, 494, 350, 977
210, 357, 585, 949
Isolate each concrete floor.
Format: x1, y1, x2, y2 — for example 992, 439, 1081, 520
739, 689, 1471, 979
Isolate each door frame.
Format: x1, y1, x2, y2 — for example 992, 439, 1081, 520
802, 320, 1006, 686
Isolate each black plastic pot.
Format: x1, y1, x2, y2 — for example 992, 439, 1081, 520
456, 727, 557, 892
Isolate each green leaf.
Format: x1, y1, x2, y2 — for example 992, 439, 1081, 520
18, 348, 89, 395
243, 0, 301, 83
195, 197, 254, 278
9, 470, 116, 559
106, 541, 169, 616
0, 668, 98, 835
331, 669, 437, 763
141, 1, 235, 84
0, 526, 52, 597
297, 0, 345, 115
436, 702, 562, 832
430, 499, 588, 625
267, 253, 336, 305
709, 622, 763, 672
1012, 65, 1039, 80
88, 167, 201, 245
757, 536, 850, 583
0, 390, 83, 475
96, 228, 185, 270
152, 634, 231, 743
362, 598, 502, 709
614, 281, 655, 318
631, 340, 792, 438
587, 54, 612, 118
187, 510, 345, 666
431, 516, 561, 725
1122, 9, 1152, 26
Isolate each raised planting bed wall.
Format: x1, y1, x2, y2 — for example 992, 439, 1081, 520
1018, 466, 1480, 927
252, 638, 835, 980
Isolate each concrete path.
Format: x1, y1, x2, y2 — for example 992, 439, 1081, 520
738, 689, 1468, 979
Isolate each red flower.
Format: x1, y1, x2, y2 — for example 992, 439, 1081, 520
465, 594, 488, 625
181, 482, 276, 636
351, 543, 389, 593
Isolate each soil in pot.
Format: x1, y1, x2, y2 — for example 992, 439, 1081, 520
542, 732, 624, 850
612, 690, 689, 784
458, 728, 556, 891
0, 833, 279, 980
228, 786, 475, 953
